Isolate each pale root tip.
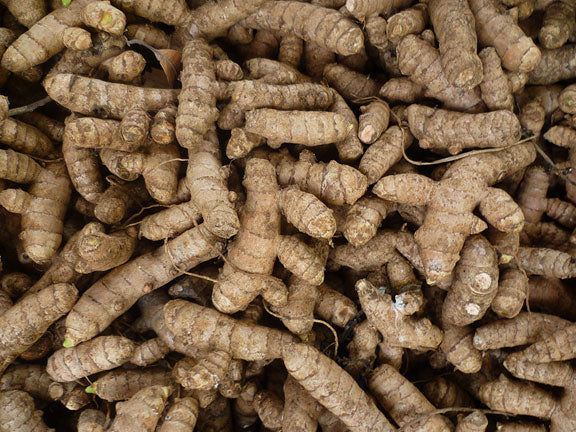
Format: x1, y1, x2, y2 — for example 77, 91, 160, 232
85, 386, 95, 394
63, 338, 74, 348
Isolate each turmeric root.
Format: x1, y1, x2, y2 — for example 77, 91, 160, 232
88, 368, 172, 401
397, 35, 483, 112
491, 268, 528, 318
44, 73, 179, 119
164, 299, 296, 361
473, 312, 571, 350
357, 279, 443, 350
107, 385, 172, 432
139, 201, 201, 241
429, 0, 483, 89
1, 0, 95, 72
0, 153, 71, 264
283, 342, 395, 432
469, 0, 541, 72
156, 397, 199, 432
282, 376, 323, 432
64, 224, 224, 346
279, 186, 337, 240
345, 0, 413, 19
373, 142, 535, 284
368, 363, 453, 432
539, 1, 575, 49
175, 39, 219, 150
359, 125, 413, 183
271, 149, 368, 205
242, 1, 364, 56
329, 91, 364, 162
357, 100, 390, 144
479, 47, 515, 111
323, 63, 379, 101
77, 409, 107, 432
343, 195, 395, 247
456, 412, 488, 432
0, 283, 77, 374
527, 44, 576, 84
111, 0, 189, 25
386, 4, 428, 45
407, 105, 521, 155
504, 351, 576, 388
0, 364, 54, 401
519, 322, 576, 363
442, 235, 498, 326
0, 118, 56, 158
528, 276, 576, 321
245, 109, 352, 146
0, 390, 52, 432
379, 77, 425, 103
47, 335, 135, 382
314, 282, 357, 327
125, 24, 170, 49
517, 246, 576, 278
253, 390, 284, 430
186, 130, 239, 239
93, 178, 150, 225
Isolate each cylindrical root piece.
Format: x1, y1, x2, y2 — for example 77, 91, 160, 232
429, 0, 483, 89
479, 47, 515, 111
358, 101, 390, 144
0, 390, 52, 431
273, 150, 367, 205
276, 276, 318, 335
368, 364, 453, 431
139, 201, 201, 241
226, 129, 265, 159
517, 247, 576, 278
176, 39, 218, 149
0, 283, 77, 375
359, 125, 413, 183
107, 386, 172, 432
186, 132, 239, 239
357, 279, 443, 350
397, 35, 483, 112
283, 342, 396, 432
157, 397, 199, 432
442, 235, 499, 326
407, 105, 521, 155
245, 109, 352, 146
47, 336, 136, 382
89, 368, 172, 401
456, 412, 488, 432
82, 2, 126, 36
323, 63, 379, 101
242, 1, 364, 56
101, 51, 146, 83
472, 311, 571, 350
254, 390, 284, 430
491, 268, 528, 318
279, 186, 336, 239
343, 195, 392, 246
469, 0, 541, 72
386, 4, 428, 45
150, 104, 176, 144
283, 376, 322, 432
314, 283, 357, 327
164, 300, 296, 361
441, 324, 482, 373
478, 375, 555, 419
277, 235, 326, 285
77, 409, 107, 432
62, 27, 92, 51
559, 84, 576, 114
539, 1, 575, 49
379, 78, 425, 103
